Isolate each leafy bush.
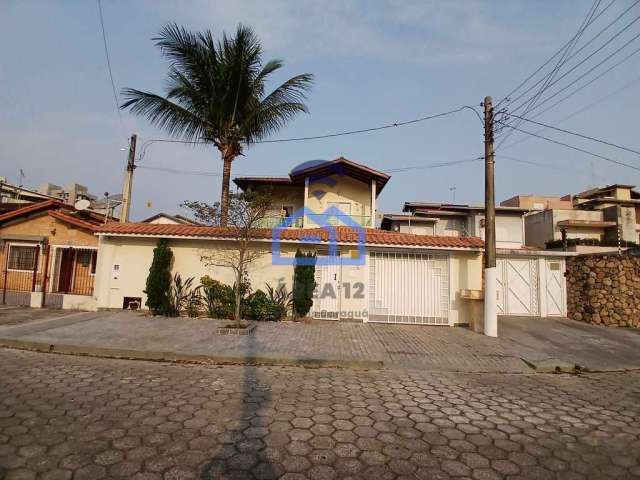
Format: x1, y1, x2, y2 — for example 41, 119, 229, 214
166, 273, 195, 317
266, 283, 293, 316
200, 276, 235, 319
293, 250, 316, 317
185, 289, 202, 318
144, 239, 173, 315
245, 289, 285, 321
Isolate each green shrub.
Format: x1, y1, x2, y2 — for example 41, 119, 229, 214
144, 239, 173, 315
245, 289, 285, 321
166, 273, 195, 317
200, 275, 235, 319
266, 283, 293, 316
293, 250, 316, 317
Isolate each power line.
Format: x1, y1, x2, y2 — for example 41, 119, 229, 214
505, 0, 638, 110
497, 122, 640, 172
137, 157, 484, 177
495, 0, 617, 109
508, 17, 640, 118
496, 0, 603, 148
136, 105, 480, 161
523, 45, 640, 120
503, 113, 640, 156
500, 74, 640, 151
97, 0, 126, 140
386, 157, 483, 173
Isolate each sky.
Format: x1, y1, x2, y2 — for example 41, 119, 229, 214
1, 0, 639, 220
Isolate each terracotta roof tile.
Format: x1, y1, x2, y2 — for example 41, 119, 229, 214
0, 199, 65, 223
49, 211, 103, 231
95, 223, 483, 249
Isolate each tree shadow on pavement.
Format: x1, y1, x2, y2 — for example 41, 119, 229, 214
199, 325, 278, 479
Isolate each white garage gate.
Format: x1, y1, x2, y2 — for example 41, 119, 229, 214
368, 251, 450, 325
496, 256, 566, 317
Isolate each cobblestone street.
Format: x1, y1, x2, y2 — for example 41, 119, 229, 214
1, 349, 639, 480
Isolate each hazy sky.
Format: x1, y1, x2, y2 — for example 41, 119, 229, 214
1, 1, 639, 219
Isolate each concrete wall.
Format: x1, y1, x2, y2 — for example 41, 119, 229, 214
94, 235, 482, 325
524, 209, 605, 248
566, 254, 640, 328
398, 223, 435, 235
95, 236, 300, 310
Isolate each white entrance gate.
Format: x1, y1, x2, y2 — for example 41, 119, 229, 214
544, 259, 566, 316
368, 251, 449, 325
496, 258, 539, 316
311, 259, 341, 320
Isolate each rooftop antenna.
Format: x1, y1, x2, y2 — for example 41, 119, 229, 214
449, 186, 457, 203
16, 169, 25, 202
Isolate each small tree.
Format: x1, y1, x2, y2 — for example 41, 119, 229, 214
293, 249, 316, 318
144, 238, 173, 315
183, 191, 271, 327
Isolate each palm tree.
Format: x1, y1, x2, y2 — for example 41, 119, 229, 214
121, 23, 313, 226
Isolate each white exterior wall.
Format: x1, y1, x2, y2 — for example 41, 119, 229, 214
94, 235, 482, 325
95, 237, 299, 310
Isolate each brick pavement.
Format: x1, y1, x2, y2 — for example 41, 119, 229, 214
0, 311, 533, 373
1, 349, 639, 479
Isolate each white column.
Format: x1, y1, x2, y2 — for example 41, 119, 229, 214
303, 177, 309, 228
370, 179, 376, 228
484, 267, 498, 337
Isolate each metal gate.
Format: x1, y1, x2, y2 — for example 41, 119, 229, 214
311, 258, 341, 320
368, 251, 449, 325
496, 258, 539, 316
544, 260, 565, 316
0, 242, 40, 306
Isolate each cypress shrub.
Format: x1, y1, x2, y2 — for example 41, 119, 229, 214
293, 249, 316, 317
144, 238, 173, 315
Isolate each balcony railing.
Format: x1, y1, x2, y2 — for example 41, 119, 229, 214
259, 214, 373, 229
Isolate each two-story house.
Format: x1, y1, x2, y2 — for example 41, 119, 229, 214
506, 184, 640, 252
381, 202, 528, 249
233, 157, 388, 228
93, 157, 489, 326
381, 201, 569, 318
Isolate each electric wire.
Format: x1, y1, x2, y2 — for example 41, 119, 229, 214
497, 123, 640, 172
97, 0, 126, 140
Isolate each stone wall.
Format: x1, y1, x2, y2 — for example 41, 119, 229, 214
567, 254, 640, 328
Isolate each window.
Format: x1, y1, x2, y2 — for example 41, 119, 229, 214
8, 245, 38, 271
77, 250, 98, 274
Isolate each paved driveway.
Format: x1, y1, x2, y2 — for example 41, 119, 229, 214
499, 316, 640, 371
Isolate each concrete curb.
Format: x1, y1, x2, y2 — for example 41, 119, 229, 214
0, 338, 384, 370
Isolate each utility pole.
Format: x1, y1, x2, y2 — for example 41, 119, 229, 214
119, 134, 137, 223
483, 96, 497, 337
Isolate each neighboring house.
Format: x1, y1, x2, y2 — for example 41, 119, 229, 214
142, 213, 201, 225
508, 184, 640, 252
382, 202, 528, 249
381, 202, 569, 318
0, 176, 112, 215
0, 200, 106, 309
233, 157, 389, 228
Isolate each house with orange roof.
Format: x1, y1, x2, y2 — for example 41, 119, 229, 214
0, 200, 110, 309
93, 157, 488, 326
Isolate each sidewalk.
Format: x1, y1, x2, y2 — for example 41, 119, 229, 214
2, 309, 639, 373
0, 310, 533, 373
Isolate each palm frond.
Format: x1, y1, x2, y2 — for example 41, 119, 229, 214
120, 88, 208, 142
242, 73, 313, 142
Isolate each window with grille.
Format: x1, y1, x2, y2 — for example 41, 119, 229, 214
77, 250, 98, 274
8, 246, 38, 271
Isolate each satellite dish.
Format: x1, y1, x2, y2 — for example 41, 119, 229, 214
74, 199, 91, 211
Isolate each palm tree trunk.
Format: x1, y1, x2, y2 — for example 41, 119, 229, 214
219, 152, 234, 227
